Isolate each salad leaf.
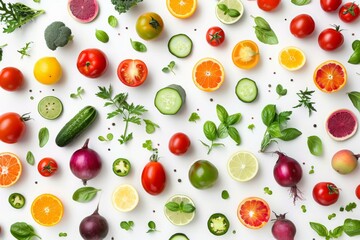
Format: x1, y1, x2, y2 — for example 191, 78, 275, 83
111, 0, 143, 14
253, 16, 278, 45
307, 135, 323, 156
108, 15, 118, 27
38, 127, 49, 148
130, 38, 147, 52
26, 151, 35, 166
72, 187, 101, 203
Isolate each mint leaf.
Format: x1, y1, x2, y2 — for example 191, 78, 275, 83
189, 112, 200, 122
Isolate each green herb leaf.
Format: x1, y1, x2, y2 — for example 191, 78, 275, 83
279, 128, 302, 141
108, 15, 118, 27
59, 232, 67, 237
107, 133, 114, 140
227, 9, 240, 17
38, 127, 49, 148
309, 165, 315, 174
301, 205, 307, 212
330, 226, 343, 238
0, 44, 7, 62
293, 88, 316, 116
144, 119, 159, 134
307, 135, 323, 156
165, 202, 180, 212
26, 151, 35, 166
17, 41, 33, 59
182, 203, 196, 213
221, 190, 230, 199
263, 187, 273, 195
310, 222, 329, 237
328, 213, 336, 220
70, 86, 84, 99
226, 113, 241, 125
147, 221, 157, 233
345, 202, 357, 212
261, 104, 276, 127
95, 29, 109, 43
203, 121, 217, 141
254, 16, 271, 30
162, 61, 176, 74
254, 26, 279, 45
189, 112, 200, 122
33, 0, 40, 2
10, 222, 41, 240
291, 0, 311, 6
142, 140, 153, 151
72, 187, 101, 203
348, 91, 360, 113
130, 38, 147, 52
228, 126, 241, 145
217, 123, 228, 139
217, 3, 228, 12
216, 104, 229, 123
276, 84, 287, 97
120, 221, 134, 231
267, 122, 283, 138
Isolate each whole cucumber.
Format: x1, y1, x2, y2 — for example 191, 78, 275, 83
343, 218, 360, 237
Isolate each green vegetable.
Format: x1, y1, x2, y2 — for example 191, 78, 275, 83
309, 222, 343, 239
217, 3, 241, 18
253, 16, 278, 45
130, 38, 147, 52
44, 21, 72, 51
96, 85, 147, 144
147, 220, 157, 233
70, 86, 85, 99
10, 222, 41, 240
168, 34, 193, 58
276, 84, 287, 97
17, 41, 32, 59
189, 112, 200, 122
307, 135, 323, 156
0, 1, 45, 33
345, 202, 357, 212
120, 221, 134, 231
343, 218, 360, 236
8, 193, 26, 209
293, 88, 317, 116
72, 187, 101, 203
108, 15, 118, 27
207, 213, 230, 236
165, 201, 196, 213
143, 119, 159, 134
95, 29, 109, 43
38, 127, 49, 148
221, 190, 229, 199
98, 133, 113, 142
142, 139, 153, 151
26, 151, 35, 166
154, 84, 186, 115
111, 0, 143, 14
347, 91, 360, 112
0, 43, 7, 61
291, 0, 311, 5
59, 232, 67, 237
162, 61, 176, 74
55, 106, 98, 147
348, 40, 360, 64
112, 158, 131, 176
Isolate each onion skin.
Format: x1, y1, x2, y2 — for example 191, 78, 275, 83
70, 138, 102, 185
272, 213, 296, 240
79, 206, 109, 240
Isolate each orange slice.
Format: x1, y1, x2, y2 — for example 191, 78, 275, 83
192, 57, 225, 92
0, 152, 22, 188
167, 0, 197, 19
313, 60, 347, 93
31, 193, 64, 226
237, 197, 270, 229
232, 40, 260, 70
278, 46, 306, 71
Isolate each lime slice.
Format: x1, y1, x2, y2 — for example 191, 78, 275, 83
164, 194, 195, 226
215, 0, 244, 25
38, 96, 63, 120
112, 184, 139, 212
227, 151, 258, 182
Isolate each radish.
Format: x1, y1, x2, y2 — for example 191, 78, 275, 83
68, 0, 99, 23
273, 151, 303, 204
272, 212, 297, 240
79, 205, 108, 240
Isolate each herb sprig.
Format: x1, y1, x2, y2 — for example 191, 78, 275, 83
70, 87, 85, 99
17, 42, 32, 59
120, 221, 134, 231
293, 88, 317, 116
0, 43, 7, 61
162, 61, 176, 74
165, 201, 196, 213
252, 16, 278, 45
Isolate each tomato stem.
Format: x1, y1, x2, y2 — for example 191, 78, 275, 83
20, 113, 31, 122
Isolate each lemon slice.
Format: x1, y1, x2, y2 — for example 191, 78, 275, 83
227, 151, 258, 182
215, 0, 244, 25
112, 184, 139, 212
164, 194, 196, 226
278, 46, 306, 71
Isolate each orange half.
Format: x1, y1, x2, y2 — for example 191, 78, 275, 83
192, 57, 225, 92
167, 0, 197, 19
278, 46, 306, 71
232, 40, 260, 70
0, 152, 22, 188
313, 60, 347, 93
237, 197, 270, 229
31, 194, 64, 226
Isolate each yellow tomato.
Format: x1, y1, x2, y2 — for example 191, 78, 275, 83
34, 57, 62, 85
136, 12, 164, 40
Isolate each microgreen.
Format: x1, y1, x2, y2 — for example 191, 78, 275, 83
147, 221, 158, 233
276, 84, 287, 97
142, 140, 153, 151
189, 112, 200, 122
162, 61, 176, 74
248, 123, 255, 131
264, 187, 273, 195
221, 190, 230, 199
17, 42, 33, 59
98, 133, 114, 142
70, 87, 85, 99
120, 221, 134, 231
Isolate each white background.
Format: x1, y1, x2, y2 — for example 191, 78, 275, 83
1, 0, 360, 239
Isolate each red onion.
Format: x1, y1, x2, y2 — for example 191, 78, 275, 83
272, 212, 296, 240
79, 205, 108, 240
70, 138, 102, 185
273, 151, 303, 204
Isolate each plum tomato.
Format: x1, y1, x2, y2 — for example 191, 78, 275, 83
318, 26, 344, 51
339, 2, 360, 23
76, 48, 108, 78
257, 0, 281, 11
38, 157, 58, 177
320, 0, 342, 11
206, 26, 225, 47
168, 132, 191, 155
0, 67, 24, 91
290, 14, 315, 38
356, 184, 360, 200
117, 59, 148, 87
136, 12, 164, 40
0, 112, 29, 144
312, 182, 340, 206
141, 154, 166, 195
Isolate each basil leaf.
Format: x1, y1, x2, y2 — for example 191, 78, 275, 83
254, 26, 279, 45
26, 151, 35, 166
254, 16, 271, 30
267, 122, 283, 138
307, 135, 323, 156
95, 29, 109, 43
216, 104, 229, 123
108, 15, 118, 27
277, 111, 292, 126
162, 67, 170, 73
352, 40, 360, 50
221, 190, 230, 199
310, 222, 329, 237
279, 128, 302, 141
291, 0, 311, 6
182, 203, 196, 213
217, 3, 228, 11
203, 121, 217, 141
260, 134, 274, 152
38, 127, 49, 148
348, 91, 360, 113
226, 113, 241, 125
217, 123, 228, 139
228, 126, 241, 145
228, 9, 240, 18
72, 187, 101, 203
330, 226, 343, 238
261, 104, 276, 126
130, 38, 147, 52
10, 222, 41, 239
165, 202, 180, 212
276, 84, 287, 97
189, 112, 200, 122
120, 221, 134, 231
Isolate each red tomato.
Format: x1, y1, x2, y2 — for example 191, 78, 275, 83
76, 48, 108, 78
168, 132, 191, 155
356, 184, 360, 200
257, 0, 281, 11
312, 182, 340, 206
206, 26, 225, 47
320, 0, 342, 11
0, 112, 29, 144
318, 26, 344, 51
38, 157, 58, 177
339, 2, 360, 23
117, 59, 148, 87
0, 67, 24, 91
141, 158, 166, 195
290, 14, 315, 38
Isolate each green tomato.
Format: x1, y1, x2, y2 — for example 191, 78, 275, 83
135, 12, 164, 40
188, 160, 218, 189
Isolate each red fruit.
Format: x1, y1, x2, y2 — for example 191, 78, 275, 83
272, 213, 297, 240
326, 109, 357, 141
331, 149, 359, 174
68, 0, 99, 23
355, 184, 360, 199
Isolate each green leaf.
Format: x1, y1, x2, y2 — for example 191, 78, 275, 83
147, 221, 157, 233
330, 226, 343, 238
291, 0, 311, 6
348, 91, 360, 113
279, 128, 302, 141
182, 203, 196, 213
226, 113, 241, 125
17, 41, 33, 59
248, 124, 255, 131
59, 232, 67, 237
310, 222, 329, 237
120, 221, 134, 231
10, 222, 41, 239
162, 67, 170, 73
107, 133, 114, 140
169, 61, 175, 68
26, 151, 35, 166
72, 187, 101, 203
277, 111, 292, 126
203, 121, 217, 141
165, 202, 180, 212
227, 8, 240, 17
130, 38, 147, 52
217, 123, 228, 139
216, 104, 229, 123
254, 26, 279, 45
228, 126, 241, 145
221, 190, 230, 199
108, 15, 118, 27
217, 3, 228, 12
254, 16, 271, 30
276, 84, 287, 97
189, 112, 200, 122
98, 136, 106, 141
307, 135, 323, 156
95, 29, 109, 43
144, 119, 159, 134
142, 140, 153, 151
267, 122, 283, 138
38, 127, 49, 148
261, 104, 276, 127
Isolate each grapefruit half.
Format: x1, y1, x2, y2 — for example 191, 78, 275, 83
68, 0, 99, 23
326, 109, 358, 141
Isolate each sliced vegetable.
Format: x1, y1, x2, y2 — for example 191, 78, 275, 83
235, 78, 258, 103
155, 84, 186, 115
8, 193, 25, 209
169, 233, 189, 240
207, 213, 230, 236
112, 158, 131, 176
168, 34, 193, 58
38, 96, 63, 120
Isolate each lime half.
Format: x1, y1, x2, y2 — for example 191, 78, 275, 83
215, 0, 244, 24
112, 184, 139, 212
38, 96, 63, 120
164, 194, 196, 226
227, 151, 258, 182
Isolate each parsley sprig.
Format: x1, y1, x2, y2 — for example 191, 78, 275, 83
293, 88, 316, 116
96, 85, 147, 144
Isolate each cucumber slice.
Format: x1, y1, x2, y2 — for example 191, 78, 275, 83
168, 34, 193, 58
169, 233, 189, 240
235, 78, 258, 103
155, 84, 186, 115
38, 96, 63, 120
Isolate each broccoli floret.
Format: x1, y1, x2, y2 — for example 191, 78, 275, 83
44, 21, 72, 51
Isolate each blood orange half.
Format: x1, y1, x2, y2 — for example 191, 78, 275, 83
313, 60, 347, 93
325, 109, 358, 141
237, 197, 270, 229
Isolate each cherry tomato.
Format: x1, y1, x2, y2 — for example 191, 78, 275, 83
0, 67, 24, 91
206, 26, 225, 47
312, 182, 340, 206
117, 59, 148, 87
168, 132, 191, 155
38, 157, 58, 177
318, 26, 344, 51
257, 0, 281, 11
320, 0, 342, 11
136, 12, 164, 40
0, 112, 29, 144
290, 14, 315, 38
339, 2, 360, 23
355, 184, 360, 200
76, 48, 108, 78
141, 156, 166, 195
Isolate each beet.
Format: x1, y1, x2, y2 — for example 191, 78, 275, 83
272, 213, 296, 240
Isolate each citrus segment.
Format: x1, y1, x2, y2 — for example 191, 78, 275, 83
0, 152, 22, 188
215, 0, 244, 24
31, 194, 64, 226
237, 197, 270, 229
164, 194, 196, 226
192, 58, 225, 92
112, 184, 139, 212
167, 0, 197, 19
227, 151, 258, 182
278, 46, 306, 71
313, 60, 347, 93
232, 40, 260, 69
